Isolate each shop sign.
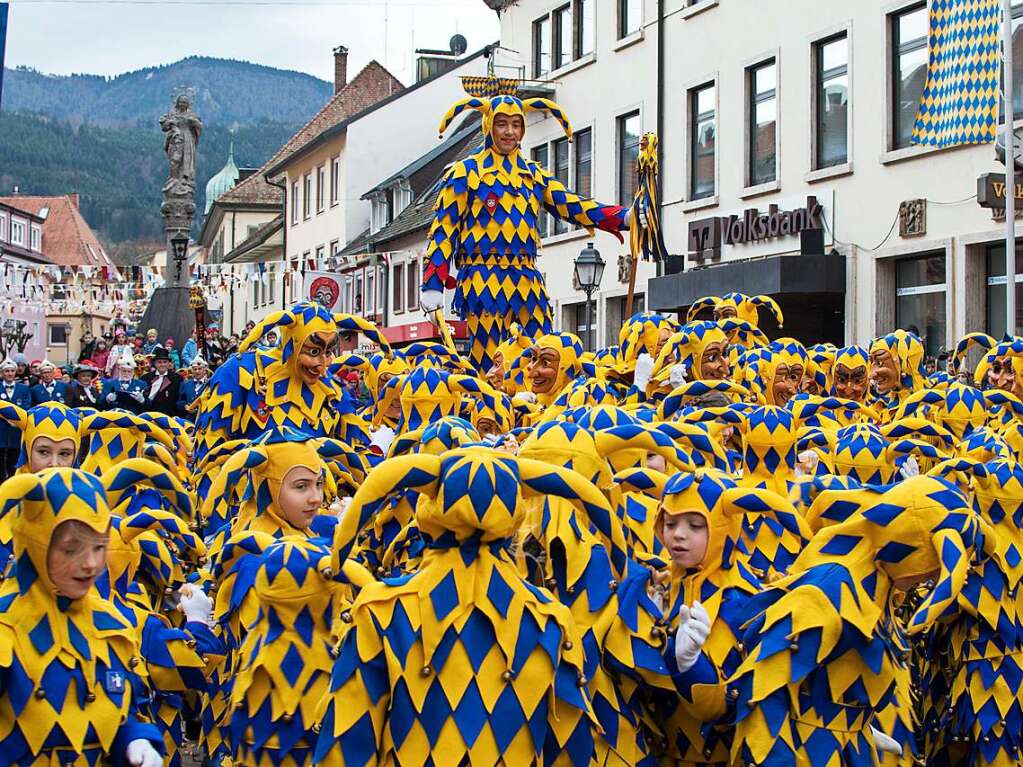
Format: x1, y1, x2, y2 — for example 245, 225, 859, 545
689, 196, 824, 262
977, 172, 1023, 208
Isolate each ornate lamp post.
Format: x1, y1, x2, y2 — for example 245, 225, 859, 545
574, 242, 605, 351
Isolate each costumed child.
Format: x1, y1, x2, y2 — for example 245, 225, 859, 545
0, 468, 166, 767
652, 469, 770, 766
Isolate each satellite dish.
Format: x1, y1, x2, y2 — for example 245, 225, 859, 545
450, 34, 468, 56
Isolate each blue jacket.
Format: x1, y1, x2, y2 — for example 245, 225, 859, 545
181, 338, 198, 366
177, 377, 208, 418
0, 382, 31, 449
29, 380, 69, 406
101, 378, 148, 414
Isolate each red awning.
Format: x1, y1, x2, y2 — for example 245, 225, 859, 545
380, 319, 468, 345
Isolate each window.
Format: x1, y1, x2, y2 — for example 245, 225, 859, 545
748, 58, 777, 186
378, 266, 386, 311
315, 246, 325, 265
986, 243, 1023, 335
891, 3, 928, 150
367, 269, 376, 315
689, 83, 716, 200
330, 156, 341, 206
303, 173, 312, 219
385, 189, 395, 225
895, 253, 946, 358
553, 137, 570, 234
407, 259, 420, 312
10, 220, 24, 247
575, 0, 594, 58
317, 165, 326, 213
344, 276, 353, 313
30, 226, 40, 251
393, 262, 405, 313
291, 182, 299, 225
571, 302, 597, 350
619, 0, 641, 38
553, 5, 572, 70
0, 215, 6, 242
532, 145, 551, 238
330, 240, 340, 257
574, 127, 593, 198
354, 273, 364, 314
814, 33, 849, 169
533, 15, 551, 78
617, 111, 640, 205
48, 324, 68, 346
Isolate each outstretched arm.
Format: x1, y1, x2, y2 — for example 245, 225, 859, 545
422, 164, 469, 293
541, 171, 628, 237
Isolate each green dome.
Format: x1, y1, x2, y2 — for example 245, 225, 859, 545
204, 142, 240, 214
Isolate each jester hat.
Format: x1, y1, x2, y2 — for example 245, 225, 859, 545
742, 338, 809, 406
0, 401, 177, 474
612, 311, 677, 377
869, 329, 926, 395
974, 334, 1023, 389
794, 475, 992, 634
201, 427, 326, 535
528, 332, 584, 404
439, 75, 574, 148
686, 292, 783, 328
388, 416, 482, 459
101, 458, 201, 597
375, 367, 506, 433
829, 344, 869, 398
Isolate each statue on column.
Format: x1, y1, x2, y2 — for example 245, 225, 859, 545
160, 93, 203, 198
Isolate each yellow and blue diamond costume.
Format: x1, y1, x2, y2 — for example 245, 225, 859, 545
424, 77, 629, 372
194, 302, 357, 462
0, 468, 166, 766
316, 449, 607, 766
731, 475, 992, 767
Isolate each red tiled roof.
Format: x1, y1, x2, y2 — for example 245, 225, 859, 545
0, 194, 111, 266
264, 60, 404, 178
211, 60, 403, 210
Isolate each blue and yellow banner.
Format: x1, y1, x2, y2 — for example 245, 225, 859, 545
912, 0, 1001, 147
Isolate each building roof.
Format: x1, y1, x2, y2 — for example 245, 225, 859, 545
204, 142, 241, 214
360, 118, 481, 200
367, 135, 483, 249
225, 214, 285, 263
0, 194, 111, 266
339, 227, 371, 257
264, 60, 405, 180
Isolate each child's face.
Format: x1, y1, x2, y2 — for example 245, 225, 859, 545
276, 466, 324, 529
659, 512, 709, 569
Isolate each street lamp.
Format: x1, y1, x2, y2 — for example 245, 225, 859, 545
170, 233, 190, 284
574, 242, 605, 350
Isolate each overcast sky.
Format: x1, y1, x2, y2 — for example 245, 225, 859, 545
4, 0, 500, 84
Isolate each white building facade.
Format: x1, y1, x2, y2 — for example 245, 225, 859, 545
486, 0, 1023, 356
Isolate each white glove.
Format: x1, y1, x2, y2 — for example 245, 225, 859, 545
369, 425, 396, 454
870, 726, 903, 756
633, 353, 655, 391
898, 455, 920, 479
673, 601, 711, 673
512, 391, 538, 404
126, 739, 163, 767
177, 584, 213, 627
669, 363, 688, 389
794, 450, 820, 479
130, 391, 145, 403
419, 290, 444, 314
106, 392, 117, 404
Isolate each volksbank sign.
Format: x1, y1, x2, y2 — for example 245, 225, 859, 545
688, 195, 827, 263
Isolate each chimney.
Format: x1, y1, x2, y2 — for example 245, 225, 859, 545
333, 45, 349, 94
69, 193, 80, 209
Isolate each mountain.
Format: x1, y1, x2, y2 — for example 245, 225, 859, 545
0, 57, 334, 252
2, 56, 333, 128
